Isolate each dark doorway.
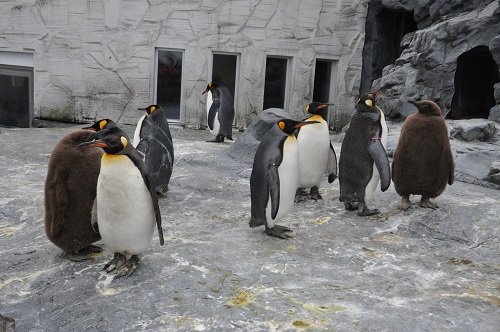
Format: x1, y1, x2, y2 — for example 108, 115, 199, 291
360, 2, 417, 94
448, 46, 499, 119
263, 57, 288, 110
156, 49, 183, 121
0, 65, 33, 128
212, 53, 238, 99
313, 60, 332, 103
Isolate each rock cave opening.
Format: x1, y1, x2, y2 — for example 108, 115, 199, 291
448, 45, 500, 119
360, 3, 418, 94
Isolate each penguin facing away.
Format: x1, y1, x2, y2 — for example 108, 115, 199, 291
202, 82, 235, 143
296, 102, 338, 200
44, 129, 104, 260
338, 91, 391, 216
79, 126, 164, 278
250, 118, 319, 239
392, 100, 454, 209
133, 104, 174, 196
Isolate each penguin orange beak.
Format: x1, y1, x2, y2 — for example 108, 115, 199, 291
78, 140, 108, 148
202, 88, 209, 95
137, 107, 147, 112
317, 103, 334, 110
82, 125, 97, 131
294, 121, 320, 128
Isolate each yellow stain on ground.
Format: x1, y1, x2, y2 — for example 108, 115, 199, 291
0, 227, 15, 238
226, 290, 256, 308
293, 320, 311, 328
314, 216, 331, 225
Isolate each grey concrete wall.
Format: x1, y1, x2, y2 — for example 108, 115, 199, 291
0, 0, 368, 129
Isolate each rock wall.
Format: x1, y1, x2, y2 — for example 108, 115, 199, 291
369, 0, 500, 119
0, 0, 370, 129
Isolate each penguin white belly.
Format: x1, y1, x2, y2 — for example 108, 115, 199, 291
133, 114, 146, 148
97, 154, 154, 255
297, 119, 330, 188
266, 136, 299, 227
364, 109, 388, 203
206, 91, 220, 135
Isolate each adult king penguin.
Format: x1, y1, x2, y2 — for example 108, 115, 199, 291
250, 118, 318, 239
296, 102, 337, 200
339, 91, 390, 216
202, 82, 235, 143
392, 100, 454, 209
133, 104, 174, 195
79, 126, 164, 278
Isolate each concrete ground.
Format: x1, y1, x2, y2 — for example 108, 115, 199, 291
0, 123, 499, 331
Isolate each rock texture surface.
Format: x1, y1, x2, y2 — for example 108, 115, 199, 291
450, 119, 497, 142
370, 0, 500, 118
0, 123, 499, 331
0, 0, 369, 129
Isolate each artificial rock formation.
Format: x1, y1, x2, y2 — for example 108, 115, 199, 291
365, 0, 500, 120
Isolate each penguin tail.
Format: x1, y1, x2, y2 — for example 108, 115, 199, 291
249, 216, 265, 228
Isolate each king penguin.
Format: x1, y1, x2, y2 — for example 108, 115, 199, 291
250, 118, 318, 239
296, 102, 338, 200
44, 125, 112, 260
392, 100, 454, 209
338, 91, 391, 216
132, 104, 174, 195
202, 82, 235, 143
79, 126, 164, 278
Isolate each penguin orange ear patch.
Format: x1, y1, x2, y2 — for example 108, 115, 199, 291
278, 121, 285, 131
306, 105, 310, 113
365, 99, 373, 107
99, 120, 108, 130
120, 136, 128, 148
150, 106, 156, 113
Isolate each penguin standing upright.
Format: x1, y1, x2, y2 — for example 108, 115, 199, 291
79, 126, 164, 278
296, 102, 337, 200
392, 100, 454, 209
338, 91, 391, 216
202, 82, 235, 143
250, 118, 318, 239
44, 129, 104, 260
133, 105, 174, 195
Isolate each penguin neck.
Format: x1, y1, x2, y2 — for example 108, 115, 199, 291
307, 114, 326, 123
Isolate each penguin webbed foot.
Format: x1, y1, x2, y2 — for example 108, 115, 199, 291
114, 255, 140, 279
295, 188, 308, 202
419, 197, 438, 209
104, 253, 127, 273
64, 245, 103, 262
265, 225, 294, 239
344, 202, 358, 211
357, 203, 380, 216
207, 134, 224, 143
400, 196, 411, 210
309, 186, 322, 200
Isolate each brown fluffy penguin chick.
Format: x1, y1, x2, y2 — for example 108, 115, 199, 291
392, 100, 455, 210
44, 130, 103, 260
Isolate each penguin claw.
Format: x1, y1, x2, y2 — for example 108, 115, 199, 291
309, 187, 322, 200
64, 245, 103, 262
357, 204, 380, 216
344, 202, 358, 211
265, 225, 294, 239
114, 255, 140, 279
104, 253, 127, 273
400, 196, 412, 210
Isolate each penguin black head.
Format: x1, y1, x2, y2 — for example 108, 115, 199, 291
306, 102, 334, 119
82, 119, 117, 132
202, 82, 217, 95
408, 100, 442, 116
78, 127, 131, 154
138, 105, 161, 115
357, 90, 380, 110
277, 119, 319, 135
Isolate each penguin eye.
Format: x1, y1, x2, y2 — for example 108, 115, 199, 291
99, 120, 107, 130
278, 121, 285, 131
120, 136, 128, 148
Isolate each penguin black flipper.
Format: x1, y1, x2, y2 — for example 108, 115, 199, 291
207, 101, 220, 130
368, 141, 391, 191
267, 164, 280, 219
327, 142, 338, 183
127, 149, 165, 246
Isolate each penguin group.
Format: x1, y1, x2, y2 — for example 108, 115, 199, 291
44, 82, 455, 277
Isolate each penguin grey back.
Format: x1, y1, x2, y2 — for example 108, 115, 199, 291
215, 84, 235, 137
